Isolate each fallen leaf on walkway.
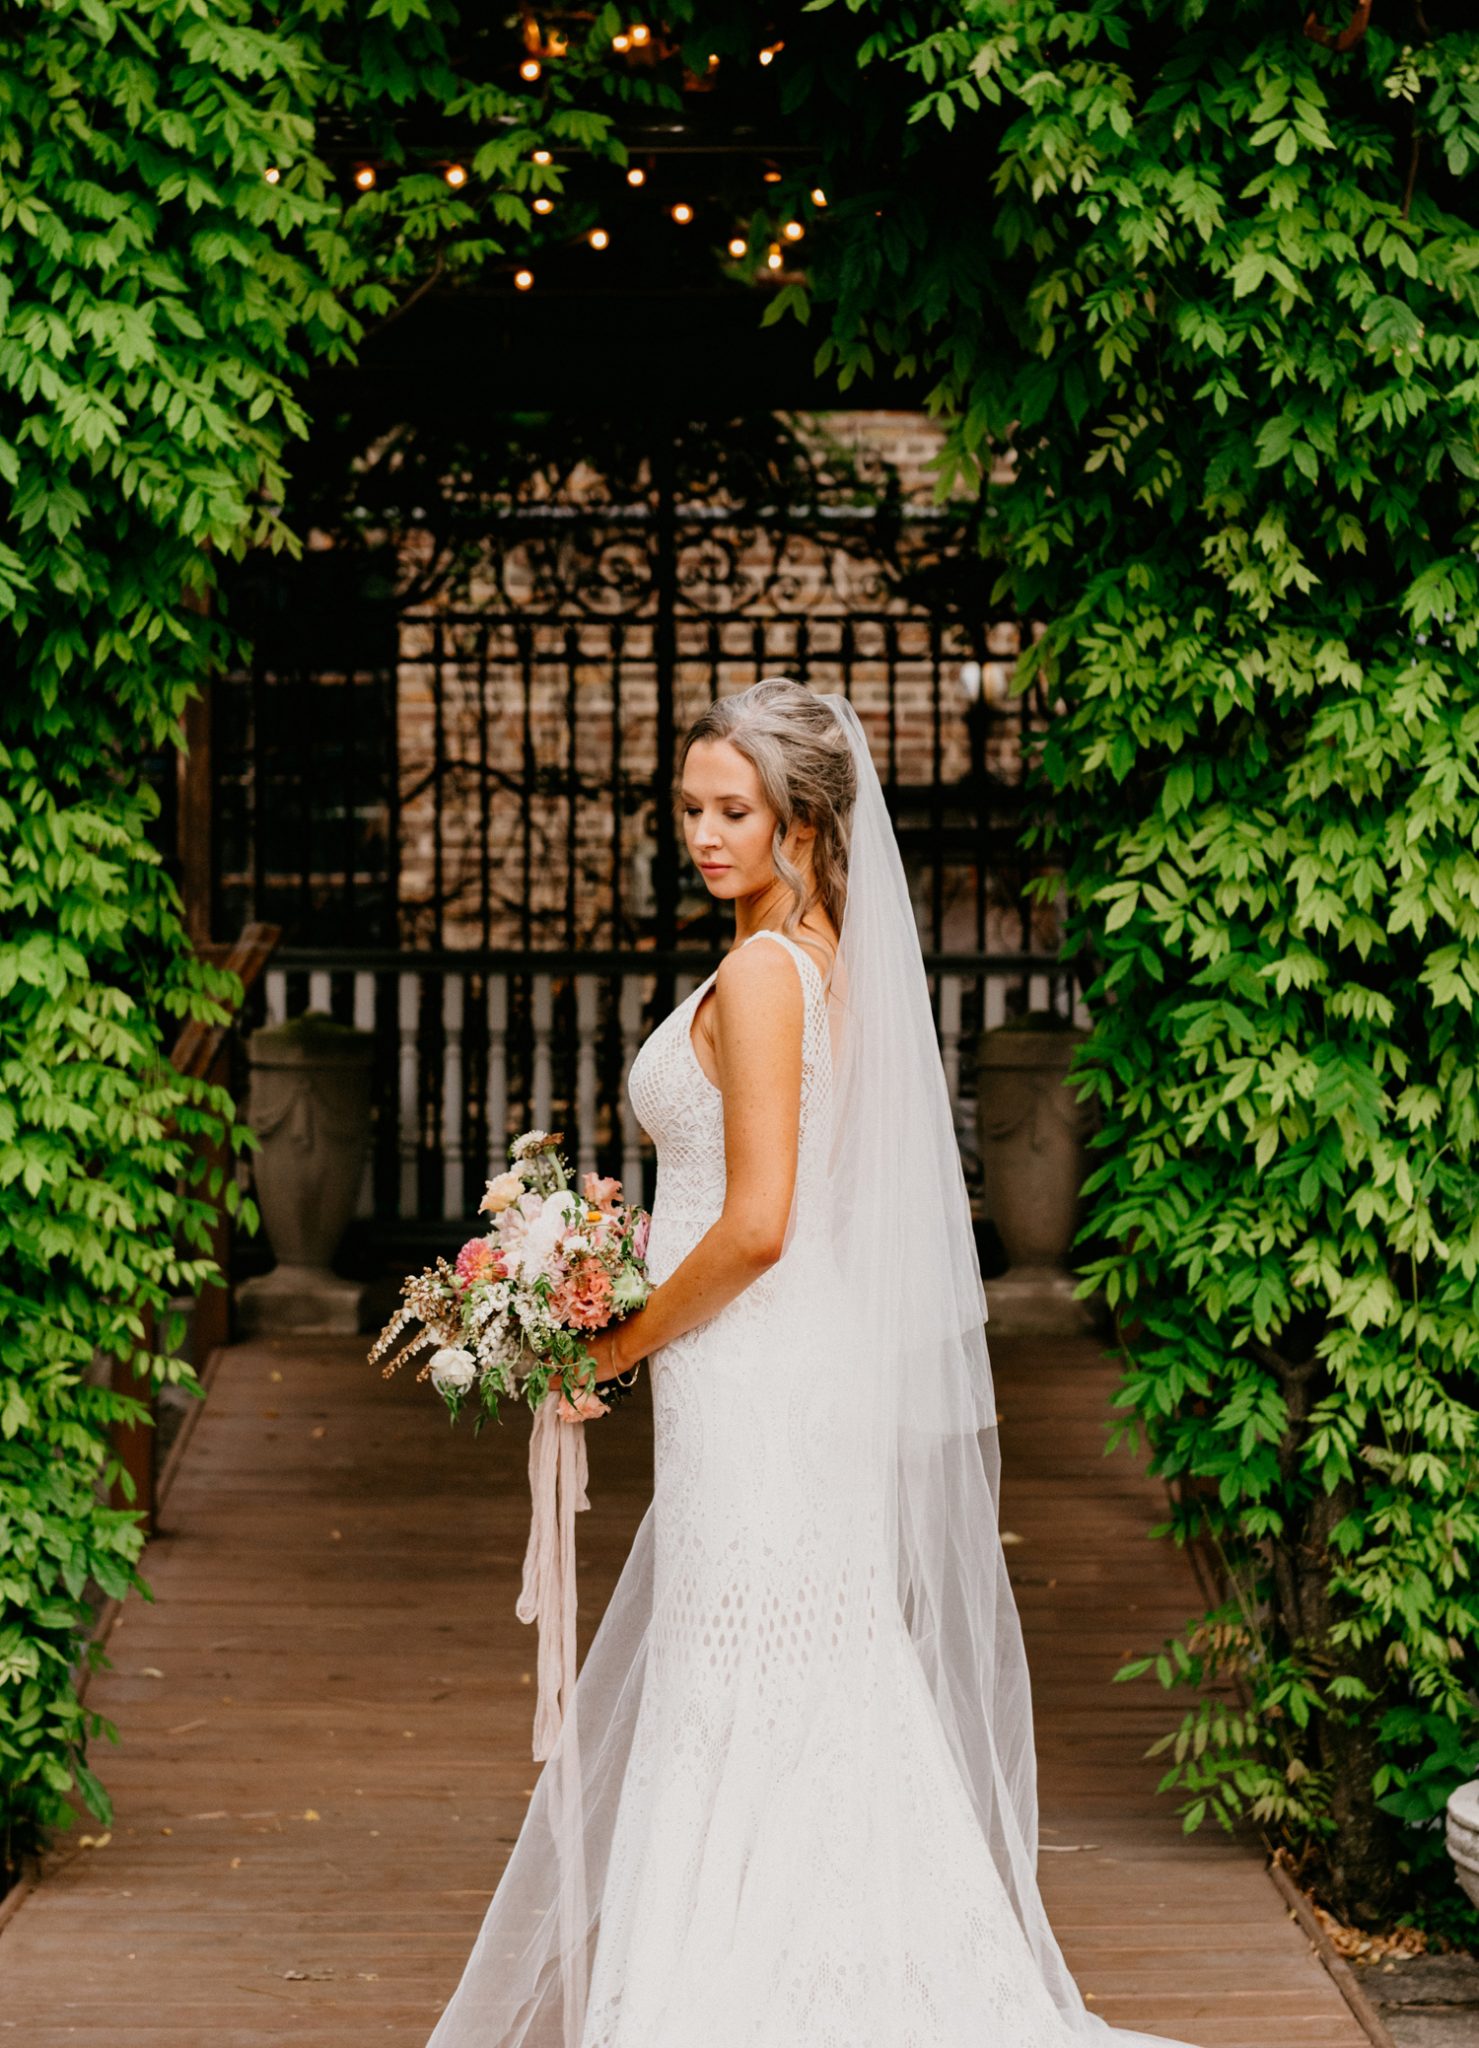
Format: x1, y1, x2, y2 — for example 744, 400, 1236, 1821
303, 1809, 320, 1821
1000, 1531, 1024, 1545
270, 1370, 283, 1381
283, 1967, 335, 1981
168, 1719, 207, 1736
190, 1811, 227, 1820
140, 1666, 165, 1678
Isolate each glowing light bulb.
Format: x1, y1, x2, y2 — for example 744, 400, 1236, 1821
532, 149, 552, 165
533, 196, 553, 214
767, 243, 783, 270
589, 228, 609, 250
549, 31, 568, 55
727, 236, 748, 258
612, 32, 630, 51
264, 166, 281, 186
630, 24, 651, 45
759, 41, 784, 66
514, 268, 534, 291
445, 164, 467, 189
354, 165, 375, 191
707, 54, 720, 70
626, 167, 646, 187
520, 58, 541, 81
811, 187, 827, 208
671, 202, 693, 224
783, 220, 803, 242
762, 169, 781, 184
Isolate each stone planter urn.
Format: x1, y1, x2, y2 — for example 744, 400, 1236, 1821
975, 1016, 1094, 1336
1448, 1781, 1479, 1910
237, 1013, 374, 1337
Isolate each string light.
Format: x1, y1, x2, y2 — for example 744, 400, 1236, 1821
626, 167, 646, 187
707, 54, 720, 70
630, 24, 651, 45
514, 268, 534, 291
671, 202, 694, 224
811, 187, 827, 208
727, 235, 748, 258
445, 164, 468, 189
782, 219, 804, 242
264, 166, 281, 186
548, 30, 568, 55
354, 165, 376, 191
589, 228, 610, 250
533, 196, 554, 214
520, 57, 542, 81
532, 149, 552, 165
759, 41, 784, 66
767, 243, 783, 270
762, 169, 782, 184
612, 32, 630, 51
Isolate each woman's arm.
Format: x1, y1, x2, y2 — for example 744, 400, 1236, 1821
591, 940, 804, 1377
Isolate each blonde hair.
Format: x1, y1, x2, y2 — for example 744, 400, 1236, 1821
675, 679, 857, 935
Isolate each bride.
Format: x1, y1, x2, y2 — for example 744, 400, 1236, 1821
425, 679, 1196, 2048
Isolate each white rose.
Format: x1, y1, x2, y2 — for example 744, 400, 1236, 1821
428, 1346, 477, 1392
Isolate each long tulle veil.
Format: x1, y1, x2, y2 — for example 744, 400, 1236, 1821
424, 687, 1189, 2048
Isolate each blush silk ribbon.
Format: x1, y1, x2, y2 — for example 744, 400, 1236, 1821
516, 1393, 591, 1761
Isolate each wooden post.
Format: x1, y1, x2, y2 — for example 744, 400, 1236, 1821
110, 1305, 158, 1537
177, 681, 214, 948
191, 1032, 234, 1364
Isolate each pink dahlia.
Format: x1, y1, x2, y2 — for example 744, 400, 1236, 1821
455, 1239, 504, 1289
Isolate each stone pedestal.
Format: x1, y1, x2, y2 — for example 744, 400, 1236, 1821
976, 1019, 1094, 1337
1447, 1780, 1479, 1910
237, 1014, 373, 1338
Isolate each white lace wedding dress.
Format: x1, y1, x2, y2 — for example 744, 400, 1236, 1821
590, 924, 1088, 2047
425, 924, 1191, 2048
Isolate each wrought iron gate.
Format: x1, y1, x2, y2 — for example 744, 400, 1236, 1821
217, 455, 1074, 1231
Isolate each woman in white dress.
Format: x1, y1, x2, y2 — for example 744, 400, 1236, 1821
425, 679, 1196, 2048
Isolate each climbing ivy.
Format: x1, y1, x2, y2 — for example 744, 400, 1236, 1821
0, 0, 625, 1885
775, 0, 1479, 1930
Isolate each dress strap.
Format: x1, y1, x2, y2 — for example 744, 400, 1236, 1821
742, 927, 833, 1001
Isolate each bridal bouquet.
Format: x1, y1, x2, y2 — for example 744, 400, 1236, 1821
369, 1129, 652, 1422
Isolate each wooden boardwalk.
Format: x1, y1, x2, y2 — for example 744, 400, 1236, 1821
0, 1333, 1366, 2046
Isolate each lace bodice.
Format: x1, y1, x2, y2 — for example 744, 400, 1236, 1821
625, 927, 835, 1291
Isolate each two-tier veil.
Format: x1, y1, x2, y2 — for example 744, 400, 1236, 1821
425, 687, 1191, 2048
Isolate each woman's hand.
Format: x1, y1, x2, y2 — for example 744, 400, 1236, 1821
553, 1321, 637, 1423
583, 1321, 635, 1383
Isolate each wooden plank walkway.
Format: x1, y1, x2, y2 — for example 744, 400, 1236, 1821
0, 1333, 1367, 2046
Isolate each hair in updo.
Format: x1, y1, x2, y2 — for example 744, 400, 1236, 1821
675, 679, 857, 935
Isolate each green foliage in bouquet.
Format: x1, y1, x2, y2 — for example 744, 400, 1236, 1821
770, 0, 1479, 1930
0, 0, 627, 1884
